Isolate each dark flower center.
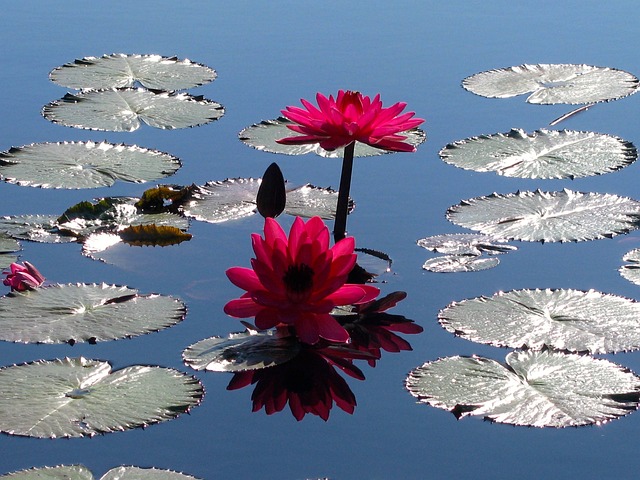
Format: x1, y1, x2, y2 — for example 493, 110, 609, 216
283, 263, 314, 302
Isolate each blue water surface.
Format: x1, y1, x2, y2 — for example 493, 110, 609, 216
2, 1, 640, 479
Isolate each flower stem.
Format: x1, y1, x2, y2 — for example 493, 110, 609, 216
334, 141, 355, 242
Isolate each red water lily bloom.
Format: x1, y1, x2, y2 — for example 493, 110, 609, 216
224, 216, 379, 344
3, 261, 45, 291
276, 90, 424, 152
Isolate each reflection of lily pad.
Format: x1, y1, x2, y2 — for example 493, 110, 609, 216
462, 64, 639, 104
43, 88, 224, 132
239, 117, 426, 158
1, 465, 202, 480
180, 178, 346, 223
0, 141, 181, 189
183, 331, 301, 372
49, 53, 216, 91
440, 288, 640, 353
440, 129, 636, 179
447, 189, 640, 242
422, 255, 500, 273
0, 357, 203, 438
0, 283, 186, 344
406, 350, 640, 428
417, 233, 516, 256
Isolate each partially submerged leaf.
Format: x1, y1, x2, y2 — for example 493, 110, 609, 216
462, 64, 639, 104
422, 255, 500, 273
43, 88, 224, 132
447, 189, 640, 242
49, 53, 216, 91
0, 283, 186, 344
183, 331, 301, 372
619, 248, 640, 286
0, 357, 203, 438
440, 288, 640, 353
440, 129, 636, 179
239, 117, 426, 158
406, 350, 640, 427
119, 225, 192, 246
0, 141, 181, 189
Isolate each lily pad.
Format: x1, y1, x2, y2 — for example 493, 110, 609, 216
619, 248, 640, 286
239, 117, 426, 158
406, 350, 640, 427
0, 283, 186, 344
462, 64, 639, 104
0, 235, 20, 269
417, 233, 516, 256
439, 129, 636, 179
43, 88, 224, 132
440, 288, 640, 353
183, 331, 301, 372
1, 465, 201, 480
422, 255, 500, 273
0, 356, 203, 438
0, 141, 181, 189
447, 189, 640, 242
180, 178, 345, 223
49, 53, 216, 91
0, 215, 76, 243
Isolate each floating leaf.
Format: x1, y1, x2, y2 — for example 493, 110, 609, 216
447, 189, 640, 242
239, 117, 426, 158
136, 185, 195, 212
620, 248, 640, 286
0, 141, 181, 189
49, 53, 216, 91
0, 215, 76, 243
1, 465, 201, 480
462, 64, 639, 104
43, 88, 224, 132
183, 331, 301, 372
0, 283, 185, 344
417, 233, 516, 256
0, 356, 203, 438
101, 467, 201, 480
440, 288, 640, 353
422, 255, 500, 272
406, 350, 640, 427
439, 129, 636, 179
0, 235, 20, 269
180, 179, 344, 223
118, 225, 192, 247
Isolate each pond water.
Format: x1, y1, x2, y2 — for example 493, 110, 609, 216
2, 1, 640, 478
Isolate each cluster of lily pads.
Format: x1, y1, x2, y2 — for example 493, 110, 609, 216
407, 63, 640, 428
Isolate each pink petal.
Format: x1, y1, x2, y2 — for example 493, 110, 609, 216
225, 267, 263, 292
224, 296, 263, 318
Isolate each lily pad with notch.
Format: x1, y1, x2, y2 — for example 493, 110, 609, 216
0, 283, 186, 344
447, 189, 640, 242
440, 128, 636, 179
440, 288, 640, 353
49, 53, 217, 91
462, 63, 639, 104
43, 88, 224, 132
0, 141, 181, 189
406, 350, 640, 428
239, 117, 426, 158
0, 356, 203, 438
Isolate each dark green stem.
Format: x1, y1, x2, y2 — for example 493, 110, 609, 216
333, 141, 355, 243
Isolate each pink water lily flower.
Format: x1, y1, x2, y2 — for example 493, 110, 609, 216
3, 261, 45, 291
224, 216, 379, 344
277, 90, 424, 152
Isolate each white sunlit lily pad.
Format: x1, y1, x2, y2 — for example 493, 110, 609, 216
0, 235, 20, 269
439, 129, 636, 179
447, 189, 640, 242
440, 288, 640, 353
0, 465, 202, 480
183, 331, 301, 372
462, 63, 639, 104
49, 53, 216, 91
43, 88, 224, 132
620, 248, 640, 286
406, 350, 640, 428
417, 233, 516, 256
0, 283, 186, 344
180, 178, 347, 223
0, 215, 76, 244
0, 141, 181, 189
238, 117, 426, 158
422, 255, 500, 273
0, 356, 203, 438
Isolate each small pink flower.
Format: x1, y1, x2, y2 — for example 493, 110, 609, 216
276, 90, 424, 152
3, 261, 45, 291
224, 216, 379, 344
